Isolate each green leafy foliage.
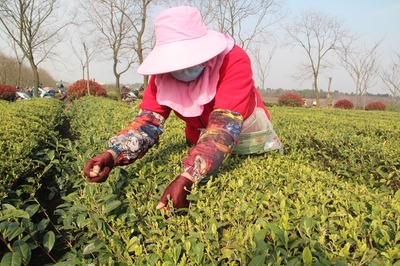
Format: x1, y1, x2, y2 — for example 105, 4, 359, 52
1, 97, 400, 265
0, 98, 66, 199
274, 107, 400, 189
386, 102, 399, 112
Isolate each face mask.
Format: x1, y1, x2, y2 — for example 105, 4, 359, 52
171, 64, 205, 82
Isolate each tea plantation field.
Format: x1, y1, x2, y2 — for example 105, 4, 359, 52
1, 96, 399, 266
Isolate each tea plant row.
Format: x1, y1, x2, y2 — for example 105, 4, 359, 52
0, 97, 399, 265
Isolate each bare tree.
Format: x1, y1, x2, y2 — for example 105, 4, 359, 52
117, 0, 158, 89
208, 0, 284, 51
209, 0, 284, 89
80, 0, 147, 101
70, 31, 100, 95
8, 38, 27, 87
381, 51, 400, 98
0, 0, 71, 97
282, 9, 354, 107
338, 39, 382, 108
250, 44, 276, 90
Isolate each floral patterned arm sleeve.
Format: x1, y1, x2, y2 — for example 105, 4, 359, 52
182, 109, 243, 183
107, 110, 165, 166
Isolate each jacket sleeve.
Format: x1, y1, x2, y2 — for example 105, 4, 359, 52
107, 110, 165, 166
182, 109, 243, 183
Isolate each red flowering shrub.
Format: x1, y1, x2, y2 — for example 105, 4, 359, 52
67, 80, 108, 100
334, 99, 354, 109
365, 101, 386, 111
278, 92, 304, 107
0, 84, 16, 101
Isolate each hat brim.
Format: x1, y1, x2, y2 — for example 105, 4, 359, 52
137, 30, 228, 75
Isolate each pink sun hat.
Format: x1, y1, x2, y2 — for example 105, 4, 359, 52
137, 6, 228, 75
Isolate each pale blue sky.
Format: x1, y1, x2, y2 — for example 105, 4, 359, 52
267, 0, 400, 94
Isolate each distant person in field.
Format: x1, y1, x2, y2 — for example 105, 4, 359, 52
83, 6, 282, 210
121, 85, 130, 100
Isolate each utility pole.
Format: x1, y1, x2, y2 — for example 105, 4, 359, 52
327, 77, 332, 107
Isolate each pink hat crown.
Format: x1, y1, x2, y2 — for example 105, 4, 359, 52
137, 6, 228, 75
155, 6, 207, 45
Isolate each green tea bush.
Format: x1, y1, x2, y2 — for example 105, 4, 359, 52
365, 101, 386, 111
334, 99, 354, 109
263, 101, 279, 107
1, 99, 400, 265
67, 80, 108, 100
386, 102, 399, 112
0, 98, 70, 266
64, 96, 138, 142
107, 90, 118, 100
0, 98, 65, 199
53, 102, 400, 265
277, 92, 303, 107
272, 107, 400, 189
0, 84, 16, 101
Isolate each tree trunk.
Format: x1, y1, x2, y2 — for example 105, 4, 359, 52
29, 60, 40, 97
86, 63, 90, 96
313, 76, 320, 107
18, 62, 22, 87
113, 58, 121, 101
143, 75, 149, 89
116, 74, 121, 101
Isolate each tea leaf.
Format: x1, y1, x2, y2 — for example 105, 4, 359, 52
38, 218, 50, 231
339, 243, 351, 257
83, 243, 96, 255
24, 204, 40, 218
12, 240, 31, 264
0, 222, 24, 241
103, 200, 122, 214
43, 231, 55, 252
174, 244, 182, 263
302, 246, 312, 265
0, 210, 30, 221
1, 252, 22, 266
267, 223, 285, 244
395, 190, 400, 201
193, 243, 204, 263
248, 255, 265, 266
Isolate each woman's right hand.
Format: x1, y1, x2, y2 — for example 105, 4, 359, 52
83, 151, 115, 182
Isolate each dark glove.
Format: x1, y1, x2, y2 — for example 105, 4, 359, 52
158, 175, 194, 209
83, 151, 115, 183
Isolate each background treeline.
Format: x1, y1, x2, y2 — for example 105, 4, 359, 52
0, 51, 56, 89
258, 87, 400, 109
